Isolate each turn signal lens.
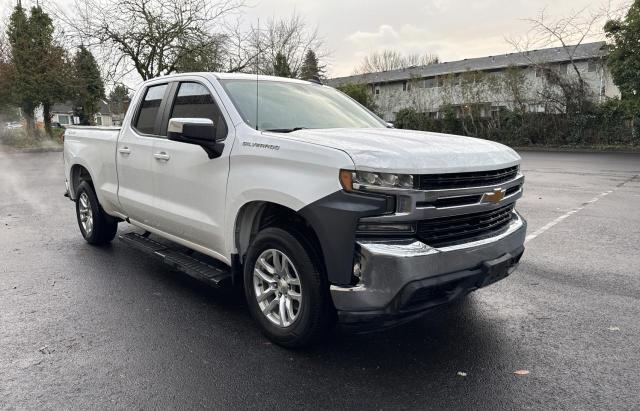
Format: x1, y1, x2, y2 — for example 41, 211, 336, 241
339, 169, 354, 192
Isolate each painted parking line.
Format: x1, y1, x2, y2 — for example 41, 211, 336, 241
524, 191, 612, 244
524, 174, 638, 244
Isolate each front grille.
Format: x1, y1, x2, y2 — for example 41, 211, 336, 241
417, 166, 519, 190
417, 204, 515, 247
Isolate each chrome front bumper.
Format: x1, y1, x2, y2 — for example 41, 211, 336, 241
330, 211, 526, 324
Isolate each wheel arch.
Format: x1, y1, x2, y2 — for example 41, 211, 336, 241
233, 201, 326, 276
69, 163, 95, 200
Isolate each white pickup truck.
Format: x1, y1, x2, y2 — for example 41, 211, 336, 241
64, 73, 526, 347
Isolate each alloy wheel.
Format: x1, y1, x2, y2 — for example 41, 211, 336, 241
252, 248, 303, 327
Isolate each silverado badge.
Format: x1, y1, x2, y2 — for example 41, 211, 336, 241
482, 188, 506, 204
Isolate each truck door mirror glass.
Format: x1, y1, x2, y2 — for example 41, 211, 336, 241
167, 118, 225, 159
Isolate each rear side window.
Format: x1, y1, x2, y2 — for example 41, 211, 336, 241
134, 84, 167, 134
170, 82, 228, 140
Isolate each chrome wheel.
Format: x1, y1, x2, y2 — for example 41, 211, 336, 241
78, 192, 94, 236
253, 249, 303, 328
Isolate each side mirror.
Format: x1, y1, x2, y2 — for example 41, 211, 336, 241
167, 118, 225, 159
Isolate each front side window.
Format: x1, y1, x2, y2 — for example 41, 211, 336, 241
220, 79, 385, 131
134, 84, 167, 134
170, 82, 228, 140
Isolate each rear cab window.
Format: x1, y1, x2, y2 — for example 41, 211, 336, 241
133, 84, 168, 135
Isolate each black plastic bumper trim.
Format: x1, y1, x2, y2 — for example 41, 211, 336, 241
298, 190, 390, 285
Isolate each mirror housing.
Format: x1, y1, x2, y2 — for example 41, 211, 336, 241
167, 118, 225, 159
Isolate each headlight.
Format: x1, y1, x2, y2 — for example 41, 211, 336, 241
340, 170, 414, 191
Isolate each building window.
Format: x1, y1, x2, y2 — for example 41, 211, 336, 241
95, 116, 103, 126
403, 81, 410, 92
587, 61, 597, 72
536, 67, 553, 78
374, 86, 380, 95
555, 64, 568, 75
58, 114, 70, 125
423, 77, 436, 88
436, 76, 445, 87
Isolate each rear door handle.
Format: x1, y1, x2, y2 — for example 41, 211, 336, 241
118, 147, 131, 155
153, 152, 170, 161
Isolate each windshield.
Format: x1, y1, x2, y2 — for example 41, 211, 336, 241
220, 79, 386, 131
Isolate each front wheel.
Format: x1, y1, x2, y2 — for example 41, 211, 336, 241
243, 227, 334, 348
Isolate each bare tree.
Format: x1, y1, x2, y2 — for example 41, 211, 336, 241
506, 5, 626, 113
354, 49, 439, 74
251, 13, 325, 77
55, 0, 245, 81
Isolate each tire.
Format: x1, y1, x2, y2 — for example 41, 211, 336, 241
243, 227, 335, 348
75, 180, 118, 245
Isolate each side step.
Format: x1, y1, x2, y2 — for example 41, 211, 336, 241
119, 232, 231, 287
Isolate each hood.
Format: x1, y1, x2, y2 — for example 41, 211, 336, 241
269, 128, 520, 174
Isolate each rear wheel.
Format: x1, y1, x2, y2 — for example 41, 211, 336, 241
75, 180, 118, 245
244, 227, 334, 348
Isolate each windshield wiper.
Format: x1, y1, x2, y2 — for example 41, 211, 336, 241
264, 127, 307, 133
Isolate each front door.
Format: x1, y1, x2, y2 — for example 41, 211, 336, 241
151, 81, 232, 261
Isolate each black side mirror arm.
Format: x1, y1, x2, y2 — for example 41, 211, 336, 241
201, 142, 225, 159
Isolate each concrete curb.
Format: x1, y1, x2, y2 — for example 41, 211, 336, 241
514, 146, 640, 154
0, 145, 63, 154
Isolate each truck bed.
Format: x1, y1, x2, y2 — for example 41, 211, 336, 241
64, 126, 122, 216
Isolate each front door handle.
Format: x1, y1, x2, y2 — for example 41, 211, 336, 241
153, 152, 170, 161
118, 147, 131, 155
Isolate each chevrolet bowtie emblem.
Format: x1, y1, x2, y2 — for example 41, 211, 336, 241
482, 188, 506, 204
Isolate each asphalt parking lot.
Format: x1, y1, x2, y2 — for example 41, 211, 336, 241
1, 149, 639, 410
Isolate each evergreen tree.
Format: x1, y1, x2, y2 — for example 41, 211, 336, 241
0, 38, 17, 119
605, 1, 640, 141
273, 52, 292, 78
108, 84, 131, 115
73, 46, 105, 125
6, 4, 71, 136
29, 6, 71, 135
299, 50, 323, 80
6, 4, 37, 133
605, 1, 640, 100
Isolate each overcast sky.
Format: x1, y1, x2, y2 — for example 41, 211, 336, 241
1, 0, 627, 81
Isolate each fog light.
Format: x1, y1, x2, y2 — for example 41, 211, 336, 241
353, 261, 362, 278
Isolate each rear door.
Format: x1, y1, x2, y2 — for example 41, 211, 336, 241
151, 79, 233, 261
116, 82, 170, 225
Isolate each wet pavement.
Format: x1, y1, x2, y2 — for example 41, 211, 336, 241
1, 149, 639, 409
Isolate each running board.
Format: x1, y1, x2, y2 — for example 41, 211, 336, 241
119, 232, 231, 287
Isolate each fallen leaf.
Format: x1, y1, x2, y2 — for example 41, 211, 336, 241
38, 346, 53, 355
608, 326, 620, 331
514, 369, 530, 376
456, 371, 467, 377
